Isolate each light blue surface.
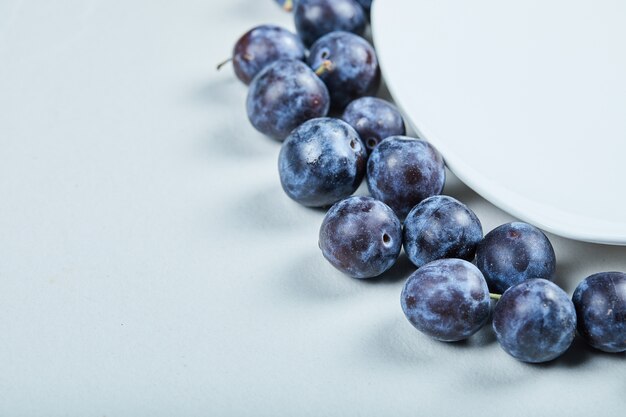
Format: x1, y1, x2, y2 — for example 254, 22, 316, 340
0, 1, 624, 415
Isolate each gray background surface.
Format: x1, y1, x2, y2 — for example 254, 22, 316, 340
0, 0, 624, 416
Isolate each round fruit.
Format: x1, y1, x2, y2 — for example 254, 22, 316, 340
308, 31, 380, 110
319, 196, 402, 278
226, 25, 305, 85
403, 195, 483, 268
246, 59, 330, 141
475, 222, 556, 293
294, 0, 367, 47
401, 259, 491, 342
278, 118, 366, 207
341, 97, 405, 153
572, 271, 626, 353
493, 278, 576, 363
366, 136, 445, 220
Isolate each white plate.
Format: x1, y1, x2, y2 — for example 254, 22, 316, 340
372, 0, 626, 245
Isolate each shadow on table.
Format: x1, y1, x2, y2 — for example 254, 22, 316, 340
276, 248, 420, 302
277, 250, 366, 302
531, 336, 625, 370
361, 314, 501, 371
358, 252, 416, 286
190, 77, 279, 160
222, 183, 323, 233
361, 314, 435, 367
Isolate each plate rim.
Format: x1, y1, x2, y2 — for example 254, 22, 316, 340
371, 0, 626, 246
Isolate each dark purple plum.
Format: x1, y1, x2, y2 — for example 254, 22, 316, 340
294, 0, 367, 47
247, 59, 330, 141
223, 25, 305, 85
403, 195, 483, 268
274, 0, 295, 11
572, 271, 626, 353
475, 222, 556, 294
341, 97, 405, 153
355, 0, 373, 15
366, 136, 445, 220
493, 278, 576, 363
319, 196, 402, 278
401, 259, 491, 342
278, 118, 366, 207
308, 32, 380, 110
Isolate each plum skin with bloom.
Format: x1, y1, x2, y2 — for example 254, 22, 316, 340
278, 118, 366, 207
319, 196, 402, 279
401, 259, 491, 342
403, 195, 483, 268
355, 0, 373, 14
294, 0, 367, 47
366, 136, 445, 220
308, 31, 380, 111
572, 271, 626, 353
246, 59, 330, 141
475, 222, 556, 293
493, 278, 576, 363
341, 97, 405, 153
231, 25, 305, 85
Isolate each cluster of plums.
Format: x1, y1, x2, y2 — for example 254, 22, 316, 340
221, 0, 626, 363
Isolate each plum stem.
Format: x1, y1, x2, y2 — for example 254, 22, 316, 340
314, 60, 333, 76
216, 57, 232, 71
489, 293, 502, 301
283, 0, 293, 11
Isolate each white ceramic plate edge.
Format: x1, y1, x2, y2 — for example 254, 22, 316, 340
371, 1, 626, 246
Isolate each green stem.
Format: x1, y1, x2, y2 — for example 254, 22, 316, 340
489, 293, 502, 301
